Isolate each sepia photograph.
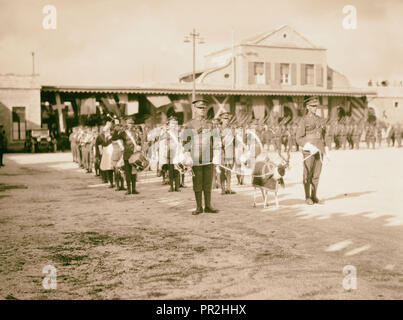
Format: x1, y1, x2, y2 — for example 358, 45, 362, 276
0, 0, 402, 304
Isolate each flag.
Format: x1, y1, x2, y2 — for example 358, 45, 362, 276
80, 98, 97, 115
350, 97, 366, 122
101, 97, 120, 116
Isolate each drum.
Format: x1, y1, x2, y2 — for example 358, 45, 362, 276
128, 151, 150, 172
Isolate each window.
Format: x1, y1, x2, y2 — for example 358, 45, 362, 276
394, 101, 399, 108
254, 62, 265, 84
12, 107, 26, 140
305, 64, 314, 85
280, 63, 290, 84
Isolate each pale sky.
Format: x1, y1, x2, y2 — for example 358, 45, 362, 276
0, 0, 402, 87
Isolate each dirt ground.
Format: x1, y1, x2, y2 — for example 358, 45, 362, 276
0, 147, 402, 300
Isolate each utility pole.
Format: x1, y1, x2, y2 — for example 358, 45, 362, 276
184, 28, 205, 101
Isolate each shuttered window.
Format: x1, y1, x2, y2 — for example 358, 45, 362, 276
305, 64, 314, 85
280, 63, 290, 84
248, 62, 255, 84
300, 64, 306, 85
291, 63, 297, 85
274, 63, 281, 82
265, 62, 271, 84
316, 64, 323, 87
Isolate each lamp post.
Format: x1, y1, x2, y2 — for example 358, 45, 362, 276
184, 28, 205, 102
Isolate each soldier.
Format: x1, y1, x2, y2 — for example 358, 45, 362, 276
376, 123, 383, 148
234, 122, 245, 185
395, 124, 402, 148
178, 124, 188, 188
211, 118, 222, 189
338, 121, 347, 150
219, 112, 236, 195
184, 99, 220, 215
386, 124, 394, 147
352, 122, 362, 150
166, 114, 181, 192
296, 96, 327, 205
95, 125, 108, 183
82, 127, 93, 173
69, 127, 77, 162
111, 122, 125, 191
272, 123, 282, 152
99, 122, 114, 188
289, 122, 298, 152
280, 124, 289, 152
365, 123, 376, 149
0, 125, 4, 167
325, 120, 334, 151
119, 118, 141, 195
346, 121, 354, 149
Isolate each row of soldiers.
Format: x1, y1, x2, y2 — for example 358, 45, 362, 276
68, 115, 402, 200
69, 118, 150, 195
207, 119, 403, 152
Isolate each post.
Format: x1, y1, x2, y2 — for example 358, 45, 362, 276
192, 28, 196, 102
232, 29, 235, 89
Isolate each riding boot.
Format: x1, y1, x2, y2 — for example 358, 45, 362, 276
174, 172, 180, 192
131, 174, 139, 194
192, 192, 203, 215
108, 170, 114, 188
311, 183, 320, 204
304, 183, 313, 205
204, 190, 219, 213
125, 178, 131, 195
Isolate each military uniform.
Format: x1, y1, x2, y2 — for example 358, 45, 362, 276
165, 114, 181, 192
289, 123, 298, 151
69, 129, 77, 163
281, 124, 290, 152
219, 112, 236, 195
0, 128, 4, 166
376, 125, 383, 148
272, 124, 282, 152
395, 124, 402, 148
365, 124, 376, 149
118, 118, 141, 195
325, 122, 334, 151
184, 100, 220, 215
346, 123, 354, 149
352, 123, 362, 149
296, 97, 326, 205
338, 122, 347, 150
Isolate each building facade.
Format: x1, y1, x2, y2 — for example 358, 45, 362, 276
0, 74, 41, 151
179, 25, 375, 122
367, 86, 403, 124
1, 26, 380, 151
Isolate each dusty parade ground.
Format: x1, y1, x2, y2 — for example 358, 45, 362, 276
0, 148, 402, 300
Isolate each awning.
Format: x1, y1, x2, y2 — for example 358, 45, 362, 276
146, 95, 171, 108
41, 85, 377, 98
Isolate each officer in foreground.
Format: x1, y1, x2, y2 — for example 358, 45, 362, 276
184, 99, 220, 215
296, 96, 327, 205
